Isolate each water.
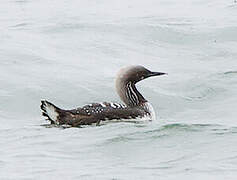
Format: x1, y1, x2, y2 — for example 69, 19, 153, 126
1, 0, 237, 179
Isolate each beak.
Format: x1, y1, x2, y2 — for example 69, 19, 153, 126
149, 71, 168, 77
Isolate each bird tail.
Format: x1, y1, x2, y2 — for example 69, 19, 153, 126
40, 100, 61, 124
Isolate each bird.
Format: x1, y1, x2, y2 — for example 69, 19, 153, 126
40, 65, 167, 127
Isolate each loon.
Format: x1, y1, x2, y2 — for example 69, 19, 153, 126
40, 65, 167, 127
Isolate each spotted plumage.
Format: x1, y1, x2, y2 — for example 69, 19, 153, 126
40, 65, 167, 127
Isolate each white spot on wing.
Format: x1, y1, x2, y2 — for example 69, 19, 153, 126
121, 104, 126, 108
110, 103, 116, 108
114, 103, 121, 108
101, 103, 106, 107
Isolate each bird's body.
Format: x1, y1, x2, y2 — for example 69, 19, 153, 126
41, 101, 155, 126
40, 65, 166, 127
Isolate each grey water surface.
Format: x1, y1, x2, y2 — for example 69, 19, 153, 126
1, 0, 237, 179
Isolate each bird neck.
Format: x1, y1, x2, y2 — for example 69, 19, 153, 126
117, 81, 147, 107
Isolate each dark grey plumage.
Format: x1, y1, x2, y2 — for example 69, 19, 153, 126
40, 65, 166, 127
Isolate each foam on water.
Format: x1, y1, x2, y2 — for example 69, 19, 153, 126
1, 0, 237, 179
